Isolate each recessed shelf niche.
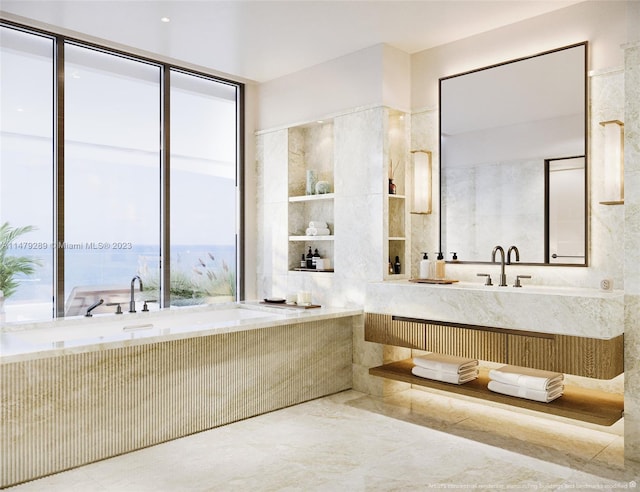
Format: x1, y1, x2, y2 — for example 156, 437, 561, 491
287, 121, 335, 272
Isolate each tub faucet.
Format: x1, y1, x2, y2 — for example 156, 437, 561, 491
491, 246, 507, 287
85, 298, 104, 317
129, 275, 143, 313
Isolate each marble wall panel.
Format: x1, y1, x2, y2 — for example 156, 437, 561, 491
410, 109, 440, 278
334, 108, 385, 197
624, 42, 640, 464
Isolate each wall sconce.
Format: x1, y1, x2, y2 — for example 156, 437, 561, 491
410, 150, 432, 214
599, 119, 624, 205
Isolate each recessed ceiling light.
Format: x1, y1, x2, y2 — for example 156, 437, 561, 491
160, 16, 170, 23
317, 120, 324, 124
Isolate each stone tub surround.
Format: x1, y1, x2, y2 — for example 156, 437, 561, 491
366, 280, 623, 339
0, 306, 360, 488
0, 302, 362, 363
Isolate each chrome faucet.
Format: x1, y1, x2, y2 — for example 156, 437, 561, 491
129, 275, 143, 313
491, 245, 507, 287
507, 245, 520, 264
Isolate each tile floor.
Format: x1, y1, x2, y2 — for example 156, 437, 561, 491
7, 388, 639, 491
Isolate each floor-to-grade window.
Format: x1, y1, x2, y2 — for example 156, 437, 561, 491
63, 43, 162, 316
169, 70, 239, 305
0, 26, 55, 321
0, 23, 242, 322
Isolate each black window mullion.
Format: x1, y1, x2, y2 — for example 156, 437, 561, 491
161, 67, 171, 308
54, 37, 65, 318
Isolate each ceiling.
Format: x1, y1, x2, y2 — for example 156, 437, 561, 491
1, 1, 583, 83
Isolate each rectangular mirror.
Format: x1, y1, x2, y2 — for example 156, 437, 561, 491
439, 42, 587, 265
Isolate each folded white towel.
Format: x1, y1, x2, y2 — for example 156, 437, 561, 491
305, 227, 331, 236
488, 380, 563, 403
308, 221, 328, 229
413, 353, 478, 374
412, 366, 478, 385
489, 365, 563, 391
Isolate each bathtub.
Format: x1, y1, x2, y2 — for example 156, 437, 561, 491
0, 302, 363, 362
1, 302, 362, 487
0, 304, 289, 361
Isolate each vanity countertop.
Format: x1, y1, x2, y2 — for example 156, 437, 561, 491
366, 280, 623, 339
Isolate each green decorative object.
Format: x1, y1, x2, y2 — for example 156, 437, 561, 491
0, 222, 42, 298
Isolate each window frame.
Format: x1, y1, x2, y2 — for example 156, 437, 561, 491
0, 20, 245, 318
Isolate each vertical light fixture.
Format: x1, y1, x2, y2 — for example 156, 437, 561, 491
599, 120, 624, 205
410, 150, 432, 214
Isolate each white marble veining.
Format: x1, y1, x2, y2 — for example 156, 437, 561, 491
624, 41, 640, 463
366, 280, 624, 338
442, 157, 546, 262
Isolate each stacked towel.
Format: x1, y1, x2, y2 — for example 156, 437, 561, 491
305, 221, 331, 236
305, 227, 331, 236
488, 365, 564, 403
308, 221, 327, 229
411, 353, 479, 385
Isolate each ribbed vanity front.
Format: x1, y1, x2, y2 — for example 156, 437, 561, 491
0, 317, 354, 488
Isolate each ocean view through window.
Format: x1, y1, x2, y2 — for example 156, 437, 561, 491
0, 22, 243, 322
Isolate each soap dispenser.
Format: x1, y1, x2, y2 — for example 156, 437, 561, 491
419, 252, 431, 279
435, 252, 446, 280
306, 247, 314, 268
312, 248, 321, 268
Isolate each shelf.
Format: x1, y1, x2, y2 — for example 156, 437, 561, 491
289, 235, 334, 241
292, 268, 334, 273
369, 359, 624, 426
388, 194, 406, 199
289, 193, 335, 202
388, 237, 405, 241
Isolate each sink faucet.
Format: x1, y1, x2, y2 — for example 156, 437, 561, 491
491, 245, 507, 287
129, 275, 143, 313
507, 245, 520, 264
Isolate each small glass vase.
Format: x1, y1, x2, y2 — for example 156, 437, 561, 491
306, 170, 317, 195
388, 178, 396, 195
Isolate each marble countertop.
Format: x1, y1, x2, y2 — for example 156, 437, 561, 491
366, 281, 623, 339
0, 302, 363, 363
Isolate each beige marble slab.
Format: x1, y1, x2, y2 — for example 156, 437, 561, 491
366, 280, 623, 338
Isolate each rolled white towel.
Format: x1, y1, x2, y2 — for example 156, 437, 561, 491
488, 380, 563, 403
308, 221, 328, 229
305, 227, 331, 236
413, 353, 478, 374
412, 365, 478, 384
488, 365, 563, 391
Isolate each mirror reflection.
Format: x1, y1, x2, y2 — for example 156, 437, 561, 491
439, 43, 587, 265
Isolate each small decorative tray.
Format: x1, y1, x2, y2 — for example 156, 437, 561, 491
409, 278, 459, 284
259, 302, 321, 309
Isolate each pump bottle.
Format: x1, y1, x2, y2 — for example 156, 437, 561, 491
419, 252, 431, 279
435, 252, 446, 279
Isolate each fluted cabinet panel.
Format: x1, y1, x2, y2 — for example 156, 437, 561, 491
365, 313, 623, 379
